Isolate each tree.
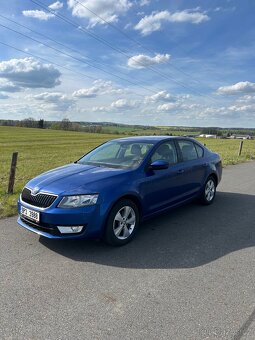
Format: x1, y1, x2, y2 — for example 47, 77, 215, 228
60, 118, 72, 130
21, 118, 36, 128
38, 119, 44, 129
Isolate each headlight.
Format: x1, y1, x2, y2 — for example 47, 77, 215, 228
58, 194, 99, 208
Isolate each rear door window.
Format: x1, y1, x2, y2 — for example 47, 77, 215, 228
177, 140, 198, 161
194, 144, 204, 158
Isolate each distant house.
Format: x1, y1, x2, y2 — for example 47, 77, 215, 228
229, 135, 253, 140
199, 134, 217, 138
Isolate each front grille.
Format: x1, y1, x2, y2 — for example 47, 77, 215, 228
21, 187, 57, 208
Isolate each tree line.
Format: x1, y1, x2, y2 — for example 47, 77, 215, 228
0, 118, 254, 136
0, 118, 103, 133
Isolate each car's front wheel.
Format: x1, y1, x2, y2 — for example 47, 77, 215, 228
104, 199, 139, 246
200, 176, 216, 205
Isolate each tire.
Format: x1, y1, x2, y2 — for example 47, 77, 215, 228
200, 176, 216, 205
104, 199, 140, 246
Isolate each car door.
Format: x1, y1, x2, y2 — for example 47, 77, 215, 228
175, 140, 208, 198
139, 140, 188, 216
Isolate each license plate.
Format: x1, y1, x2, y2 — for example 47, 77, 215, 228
20, 206, 40, 223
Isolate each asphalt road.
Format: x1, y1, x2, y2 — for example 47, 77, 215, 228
1, 161, 255, 340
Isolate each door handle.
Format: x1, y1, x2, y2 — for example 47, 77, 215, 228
177, 169, 184, 174
203, 163, 208, 167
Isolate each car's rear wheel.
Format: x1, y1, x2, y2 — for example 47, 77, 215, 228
104, 199, 139, 246
200, 176, 216, 205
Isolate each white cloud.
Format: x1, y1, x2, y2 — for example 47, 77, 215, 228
111, 98, 138, 110
145, 90, 175, 103
48, 1, 63, 10
33, 92, 74, 111
72, 79, 124, 98
91, 98, 139, 112
22, 10, 55, 20
23, 2, 63, 20
139, 0, 150, 6
228, 105, 253, 112
217, 81, 255, 95
128, 53, 170, 69
73, 87, 98, 98
34, 92, 66, 102
157, 102, 180, 112
170, 10, 209, 24
134, 11, 169, 36
153, 95, 205, 115
135, 10, 209, 35
67, 0, 132, 27
0, 58, 61, 89
0, 92, 9, 99
213, 6, 236, 13
237, 95, 255, 103
92, 105, 111, 112
0, 80, 21, 92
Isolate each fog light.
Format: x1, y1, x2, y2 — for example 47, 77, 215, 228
57, 226, 84, 234
71, 226, 83, 232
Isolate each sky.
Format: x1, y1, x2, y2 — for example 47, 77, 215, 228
0, 0, 255, 127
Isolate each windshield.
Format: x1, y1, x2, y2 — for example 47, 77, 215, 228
78, 141, 154, 169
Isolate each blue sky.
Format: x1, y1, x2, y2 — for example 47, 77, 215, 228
0, 0, 254, 127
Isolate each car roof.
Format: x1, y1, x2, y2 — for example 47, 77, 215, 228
111, 136, 197, 144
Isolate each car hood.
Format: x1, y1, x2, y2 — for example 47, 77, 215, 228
26, 163, 129, 195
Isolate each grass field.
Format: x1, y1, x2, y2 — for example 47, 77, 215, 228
1, 126, 255, 218
101, 124, 199, 136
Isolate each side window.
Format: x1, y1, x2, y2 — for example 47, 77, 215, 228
194, 144, 204, 158
178, 140, 198, 161
151, 141, 178, 164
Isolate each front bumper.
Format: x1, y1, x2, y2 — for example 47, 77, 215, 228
18, 217, 72, 239
17, 199, 103, 239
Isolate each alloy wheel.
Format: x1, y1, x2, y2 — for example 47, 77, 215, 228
205, 179, 215, 202
113, 206, 136, 240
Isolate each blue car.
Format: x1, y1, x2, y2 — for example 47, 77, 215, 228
17, 136, 222, 245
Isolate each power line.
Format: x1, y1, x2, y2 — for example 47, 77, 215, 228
0, 13, 158, 90
29, 0, 133, 60
74, 0, 219, 100
0, 22, 158, 95
0, 13, 89, 63
74, 0, 209, 87
0, 41, 153, 99
0, 40, 94, 81
29, 0, 217, 102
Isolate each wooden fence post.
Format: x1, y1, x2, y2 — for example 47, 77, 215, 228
7, 152, 18, 194
238, 140, 243, 156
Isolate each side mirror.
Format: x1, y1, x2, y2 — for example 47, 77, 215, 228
149, 160, 169, 170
